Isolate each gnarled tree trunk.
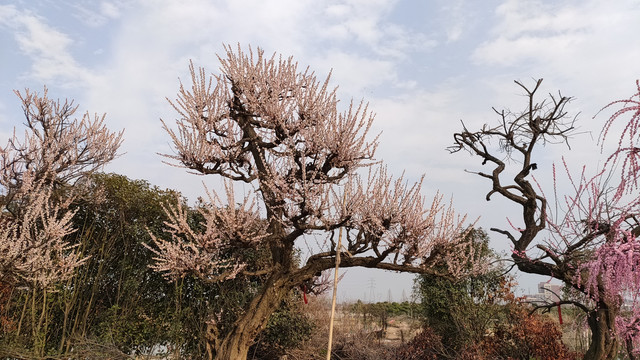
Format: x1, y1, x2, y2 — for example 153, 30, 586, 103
210, 270, 302, 360
154, 46, 480, 360
585, 302, 620, 360
450, 79, 640, 360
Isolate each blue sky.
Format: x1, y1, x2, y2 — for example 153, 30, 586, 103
1, 0, 639, 302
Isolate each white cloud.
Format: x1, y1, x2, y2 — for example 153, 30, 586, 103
0, 4, 18, 23
473, 0, 589, 65
75, 0, 433, 148
100, 1, 121, 19
325, 3, 351, 17
473, 0, 640, 83
0, 98, 8, 130
309, 52, 398, 97
492, 0, 585, 37
70, 0, 125, 27
316, 0, 435, 58
0, 4, 98, 87
471, 0, 640, 144
367, 85, 479, 185
439, 0, 467, 43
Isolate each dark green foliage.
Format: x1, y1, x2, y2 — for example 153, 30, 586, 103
0, 173, 186, 356
70, 173, 180, 352
409, 229, 579, 359
363, 301, 415, 317
0, 173, 314, 358
262, 308, 313, 349
415, 228, 505, 352
250, 302, 315, 360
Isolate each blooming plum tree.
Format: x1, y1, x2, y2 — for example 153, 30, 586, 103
148, 45, 481, 360
0, 88, 123, 289
450, 79, 640, 360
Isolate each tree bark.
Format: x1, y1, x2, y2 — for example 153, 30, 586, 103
584, 302, 620, 360
625, 337, 638, 360
212, 270, 301, 360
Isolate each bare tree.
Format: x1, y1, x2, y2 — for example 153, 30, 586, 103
450, 79, 640, 360
0, 87, 123, 289
148, 45, 481, 360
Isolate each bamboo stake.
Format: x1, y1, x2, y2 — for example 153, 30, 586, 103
327, 191, 347, 360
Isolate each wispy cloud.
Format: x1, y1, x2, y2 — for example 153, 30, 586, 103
77, 0, 434, 139
69, 1, 125, 27
473, 0, 640, 79
473, 0, 590, 66
318, 0, 435, 58
439, 0, 469, 43
0, 4, 98, 87
471, 0, 640, 137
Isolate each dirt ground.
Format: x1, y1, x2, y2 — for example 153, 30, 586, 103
384, 318, 419, 344
331, 311, 422, 346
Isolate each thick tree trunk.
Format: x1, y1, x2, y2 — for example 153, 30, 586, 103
211, 271, 298, 360
584, 303, 620, 360
625, 337, 638, 360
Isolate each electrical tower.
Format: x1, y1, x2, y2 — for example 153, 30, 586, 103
366, 278, 376, 303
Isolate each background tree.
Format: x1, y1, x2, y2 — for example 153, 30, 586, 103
412, 228, 578, 360
479, 298, 578, 360
0, 87, 122, 290
62, 173, 183, 355
450, 79, 640, 360
147, 45, 481, 360
0, 88, 123, 357
403, 266, 578, 360
0, 88, 122, 357
414, 228, 508, 355
0, 88, 123, 204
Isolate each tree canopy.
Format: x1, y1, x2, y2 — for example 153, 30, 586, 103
147, 45, 481, 359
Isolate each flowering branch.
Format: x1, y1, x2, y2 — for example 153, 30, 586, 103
1, 88, 122, 289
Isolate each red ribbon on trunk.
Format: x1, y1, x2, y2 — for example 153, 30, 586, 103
302, 284, 308, 304
557, 302, 563, 324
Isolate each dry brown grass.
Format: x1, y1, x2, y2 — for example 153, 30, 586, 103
282, 296, 421, 360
